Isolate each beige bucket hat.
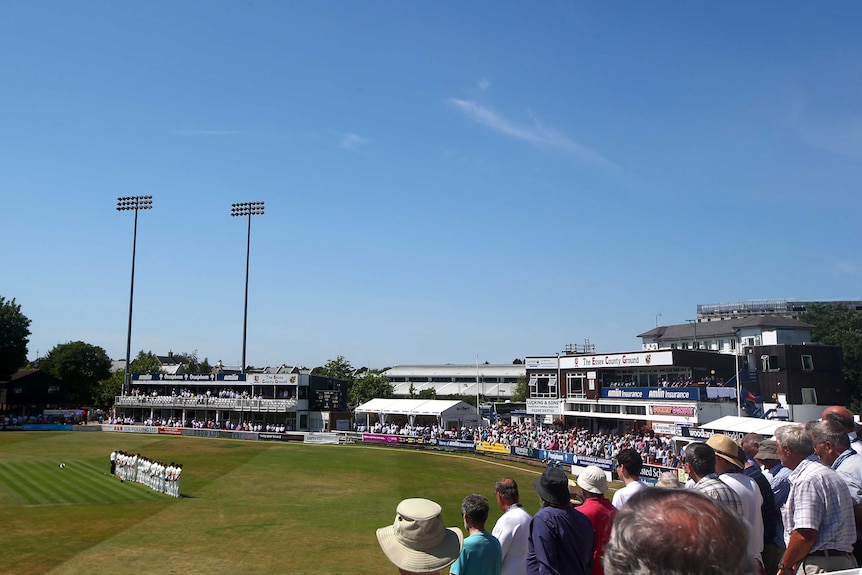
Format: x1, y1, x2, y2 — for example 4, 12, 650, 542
376, 498, 463, 572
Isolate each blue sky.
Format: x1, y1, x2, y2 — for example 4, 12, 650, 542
2, 2, 860, 369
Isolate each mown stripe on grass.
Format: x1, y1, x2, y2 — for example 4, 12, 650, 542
0, 459, 167, 507
0, 462, 66, 505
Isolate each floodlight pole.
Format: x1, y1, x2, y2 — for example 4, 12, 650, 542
117, 195, 153, 396
231, 201, 265, 375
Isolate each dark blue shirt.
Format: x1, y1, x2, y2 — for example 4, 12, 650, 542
527, 505, 594, 575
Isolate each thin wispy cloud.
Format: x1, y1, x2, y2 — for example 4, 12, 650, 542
478, 78, 490, 92
339, 133, 370, 150
447, 98, 614, 168
171, 129, 241, 136
837, 261, 859, 275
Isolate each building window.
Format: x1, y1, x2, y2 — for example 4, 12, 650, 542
801, 355, 814, 371
761, 355, 780, 372
627, 405, 646, 415
730, 339, 737, 351
529, 373, 557, 398
801, 388, 817, 404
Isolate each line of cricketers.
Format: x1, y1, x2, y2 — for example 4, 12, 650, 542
112, 450, 182, 497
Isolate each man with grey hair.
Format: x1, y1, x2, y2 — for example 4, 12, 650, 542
822, 405, 862, 455
450, 494, 502, 575
774, 424, 857, 574
602, 488, 754, 575
811, 418, 862, 565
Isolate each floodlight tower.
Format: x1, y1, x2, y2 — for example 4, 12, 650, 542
231, 201, 265, 374
116, 195, 153, 396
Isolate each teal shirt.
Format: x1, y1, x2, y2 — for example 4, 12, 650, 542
450, 530, 502, 575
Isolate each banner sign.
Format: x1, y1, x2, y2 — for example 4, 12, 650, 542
601, 387, 701, 401
258, 433, 286, 441
23, 424, 73, 431
304, 433, 339, 445
476, 442, 512, 455
431, 439, 475, 450
132, 373, 219, 382
638, 463, 679, 486
526, 398, 561, 415
572, 454, 615, 472
649, 405, 696, 416
512, 446, 536, 458
157, 427, 183, 435
103, 424, 159, 434
362, 433, 399, 444
681, 427, 713, 440
652, 423, 680, 436
398, 436, 427, 445
535, 450, 575, 465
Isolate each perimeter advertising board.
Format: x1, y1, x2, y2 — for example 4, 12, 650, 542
527, 398, 561, 415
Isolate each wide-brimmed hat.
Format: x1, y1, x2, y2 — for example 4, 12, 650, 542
706, 434, 746, 470
577, 465, 609, 494
376, 498, 463, 572
755, 439, 781, 461
534, 467, 571, 507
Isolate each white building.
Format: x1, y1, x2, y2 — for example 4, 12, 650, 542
382, 364, 525, 399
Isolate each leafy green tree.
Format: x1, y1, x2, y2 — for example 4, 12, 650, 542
41, 341, 112, 405
95, 370, 124, 407
178, 350, 212, 374
511, 376, 527, 402
129, 350, 161, 374
317, 355, 356, 384
0, 296, 31, 380
349, 370, 393, 407
408, 382, 417, 398
801, 303, 862, 410
417, 388, 436, 400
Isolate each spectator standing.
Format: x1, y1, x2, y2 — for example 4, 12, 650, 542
754, 439, 791, 575
774, 424, 857, 574
450, 494, 502, 575
574, 466, 616, 575
810, 418, 862, 565
610, 449, 643, 510
602, 488, 755, 575
376, 498, 463, 575
685, 442, 744, 516
822, 406, 862, 455
706, 434, 765, 572
491, 478, 532, 575
527, 467, 594, 575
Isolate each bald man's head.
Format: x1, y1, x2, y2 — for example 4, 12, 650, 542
822, 406, 855, 433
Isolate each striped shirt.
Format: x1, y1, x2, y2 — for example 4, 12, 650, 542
693, 473, 744, 518
783, 455, 856, 552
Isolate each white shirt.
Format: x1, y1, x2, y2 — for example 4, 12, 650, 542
491, 503, 532, 575
849, 431, 862, 455
719, 472, 764, 563
612, 480, 645, 510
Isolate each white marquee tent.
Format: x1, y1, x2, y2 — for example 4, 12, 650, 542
354, 398, 482, 429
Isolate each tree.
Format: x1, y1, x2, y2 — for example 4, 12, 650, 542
177, 350, 212, 374
41, 341, 112, 405
512, 358, 524, 365
317, 355, 356, 384
95, 370, 124, 407
129, 350, 161, 374
349, 370, 393, 407
511, 376, 527, 402
801, 303, 862, 410
408, 382, 417, 398
0, 296, 31, 380
417, 388, 436, 400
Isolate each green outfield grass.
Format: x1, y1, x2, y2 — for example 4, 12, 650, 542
0, 432, 548, 575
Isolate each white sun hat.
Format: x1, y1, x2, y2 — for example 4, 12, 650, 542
376, 498, 463, 572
